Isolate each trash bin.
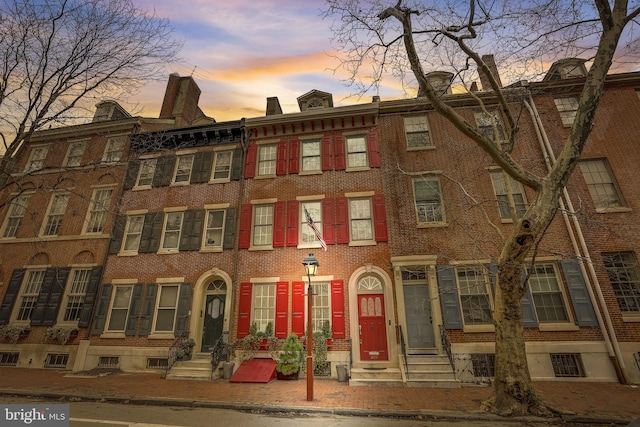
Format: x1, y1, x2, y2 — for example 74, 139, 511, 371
336, 364, 348, 382
223, 362, 235, 379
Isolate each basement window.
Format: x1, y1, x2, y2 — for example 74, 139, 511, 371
0, 352, 19, 367
44, 353, 69, 369
147, 358, 168, 370
551, 353, 585, 377
98, 356, 119, 368
471, 353, 495, 377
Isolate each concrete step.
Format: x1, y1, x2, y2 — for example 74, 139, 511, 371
349, 367, 402, 380
406, 378, 461, 388
166, 357, 213, 381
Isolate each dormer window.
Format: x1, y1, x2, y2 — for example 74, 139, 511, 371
308, 98, 323, 109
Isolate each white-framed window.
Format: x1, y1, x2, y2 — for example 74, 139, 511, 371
456, 266, 493, 325
64, 141, 86, 167
579, 159, 625, 210
121, 214, 145, 253
527, 263, 569, 323
1, 194, 31, 238
474, 110, 506, 142
160, 212, 184, 251
14, 269, 46, 322
59, 268, 91, 324
554, 97, 579, 127
301, 139, 321, 172
300, 201, 322, 247
404, 116, 432, 148
413, 175, 444, 223
310, 282, 330, 333
173, 155, 194, 184
84, 187, 113, 234
349, 198, 373, 242
212, 150, 233, 181
102, 136, 126, 163
41, 192, 70, 236
252, 204, 274, 247
25, 146, 49, 172
490, 171, 528, 219
106, 285, 133, 332
257, 144, 277, 176
152, 284, 180, 333
136, 158, 157, 187
252, 283, 275, 333
346, 135, 368, 168
203, 209, 226, 249
602, 251, 640, 313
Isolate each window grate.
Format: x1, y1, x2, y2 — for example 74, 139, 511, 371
98, 356, 119, 368
471, 353, 495, 377
147, 358, 168, 370
44, 353, 69, 369
0, 352, 19, 366
551, 353, 585, 377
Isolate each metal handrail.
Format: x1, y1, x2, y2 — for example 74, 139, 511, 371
439, 324, 455, 377
398, 325, 409, 380
164, 333, 187, 378
210, 335, 229, 380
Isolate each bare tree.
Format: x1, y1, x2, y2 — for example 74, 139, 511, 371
0, 0, 181, 179
324, 0, 640, 417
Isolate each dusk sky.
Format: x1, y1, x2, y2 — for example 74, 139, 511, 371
132, 0, 401, 122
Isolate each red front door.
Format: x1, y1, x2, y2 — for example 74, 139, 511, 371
358, 294, 388, 361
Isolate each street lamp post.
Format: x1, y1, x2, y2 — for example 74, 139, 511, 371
302, 252, 319, 402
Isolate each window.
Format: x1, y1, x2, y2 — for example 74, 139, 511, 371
173, 154, 194, 184
300, 201, 322, 246
554, 97, 579, 126
43, 353, 69, 369
471, 354, 495, 377
153, 284, 179, 333
64, 141, 86, 167
527, 263, 569, 322
25, 146, 49, 172
346, 135, 368, 168
257, 145, 277, 176
456, 266, 493, 325
311, 282, 330, 333
1, 194, 31, 238
161, 212, 184, 250
550, 353, 585, 377
212, 150, 233, 180
106, 285, 132, 332
136, 159, 157, 187
490, 171, 528, 219
404, 116, 432, 148
301, 140, 321, 172
85, 188, 113, 233
474, 110, 506, 142
102, 137, 125, 163
252, 204, 273, 246
121, 215, 144, 252
349, 198, 373, 241
252, 283, 275, 333
15, 270, 46, 321
203, 209, 226, 249
413, 176, 444, 223
41, 193, 70, 236
61, 269, 91, 323
602, 252, 640, 312
579, 159, 625, 209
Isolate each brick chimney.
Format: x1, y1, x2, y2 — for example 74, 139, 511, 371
478, 55, 503, 91
159, 73, 204, 126
266, 97, 283, 115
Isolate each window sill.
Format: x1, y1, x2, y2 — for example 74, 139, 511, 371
200, 247, 223, 253
169, 181, 190, 187
417, 222, 448, 228
463, 324, 495, 333
254, 174, 276, 180
345, 166, 371, 173
538, 323, 580, 332
249, 246, 274, 251
157, 249, 179, 255
209, 178, 231, 184
299, 170, 322, 176
117, 251, 139, 257
349, 240, 376, 247
132, 185, 152, 191
621, 313, 640, 322
407, 145, 435, 152
595, 207, 632, 214
100, 332, 126, 339
148, 333, 175, 340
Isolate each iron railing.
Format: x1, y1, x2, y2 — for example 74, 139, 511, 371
398, 325, 409, 380
164, 333, 188, 378
439, 324, 455, 376
210, 335, 229, 380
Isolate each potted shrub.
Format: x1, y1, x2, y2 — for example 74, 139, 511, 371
321, 320, 333, 347
276, 334, 303, 380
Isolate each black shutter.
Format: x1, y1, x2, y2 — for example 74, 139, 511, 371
561, 259, 599, 327
436, 265, 463, 329
174, 283, 192, 336
42, 267, 70, 326
231, 147, 243, 180
138, 212, 163, 253
123, 160, 140, 190
153, 156, 176, 187
109, 215, 126, 254
138, 284, 157, 336
78, 266, 102, 328
125, 284, 143, 336
190, 151, 213, 184
91, 284, 112, 335
0, 269, 25, 325
521, 269, 539, 328
179, 210, 204, 251
223, 207, 236, 249
30, 268, 56, 326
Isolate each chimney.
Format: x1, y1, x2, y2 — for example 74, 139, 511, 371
159, 73, 203, 126
478, 54, 502, 91
266, 97, 283, 116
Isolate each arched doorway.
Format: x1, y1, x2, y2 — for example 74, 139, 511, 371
201, 280, 227, 352
190, 269, 232, 354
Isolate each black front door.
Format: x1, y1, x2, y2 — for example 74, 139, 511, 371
202, 294, 225, 352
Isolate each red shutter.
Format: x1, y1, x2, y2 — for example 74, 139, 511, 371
245, 144, 257, 178
321, 198, 335, 245
238, 204, 252, 249
321, 135, 333, 171
276, 140, 288, 175
331, 280, 345, 338
291, 281, 306, 337
286, 200, 299, 247
334, 135, 346, 170
273, 201, 286, 247
372, 194, 388, 242
335, 197, 350, 244
289, 139, 300, 174
237, 282, 253, 338
367, 130, 381, 167
275, 281, 289, 338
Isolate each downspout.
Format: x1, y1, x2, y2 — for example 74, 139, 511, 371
523, 90, 628, 383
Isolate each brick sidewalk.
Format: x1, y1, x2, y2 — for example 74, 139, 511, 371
0, 368, 639, 423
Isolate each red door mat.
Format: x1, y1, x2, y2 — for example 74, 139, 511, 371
229, 359, 277, 383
